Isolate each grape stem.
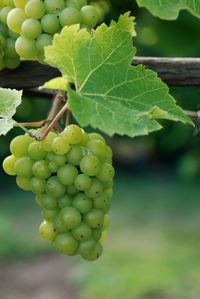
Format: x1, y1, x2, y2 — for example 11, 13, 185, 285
66, 108, 71, 127
15, 120, 46, 127
35, 103, 68, 141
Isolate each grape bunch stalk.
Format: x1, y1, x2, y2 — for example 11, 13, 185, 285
0, 0, 110, 65
3, 125, 114, 261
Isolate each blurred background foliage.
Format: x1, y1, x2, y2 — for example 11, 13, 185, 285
1, 1, 200, 299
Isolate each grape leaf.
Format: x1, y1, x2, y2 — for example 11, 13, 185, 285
0, 88, 22, 118
136, 0, 200, 20
41, 77, 68, 91
45, 13, 193, 137
0, 88, 22, 136
0, 118, 15, 135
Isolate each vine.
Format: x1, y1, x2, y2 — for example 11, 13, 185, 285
0, 0, 197, 261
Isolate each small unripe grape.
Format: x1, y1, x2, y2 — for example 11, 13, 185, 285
62, 124, 83, 144
44, 0, 65, 14
46, 176, 66, 198
52, 136, 70, 155
32, 160, 51, 179
72, 222, 92, 241
66, 145, 83, 166
41, 193, 58, 210
3, 155, 17, 175
58, 194, 72, 209
15, 36, 38, 59
80, 155, 101, 176
86, 139, 107, 160
72, 193, 93, 214
7, 8, 26, 33
21, 18, 42, 40
10, 135, 33, 157
53, 215, 66, 233
80, 5, 99, 28
41, 14, 60, 34
25, 0, 45, 19
39, 220, 56, 241
14, 156, 33, 178
60, 206, 81, 229
42, 208, 59, 221
59, 7, 82, 27
16, 176, 31, 191
85, 178, 104, 199
30, 177, 46, 193
74, 173, 92, 191
97, 162, 115, 182
0, 7, 12, 24
85, 208, 104, 229
57, 164, 78, 186
28, 141, 46, 161
39, 132, 57, 152
53, 232, 78, 256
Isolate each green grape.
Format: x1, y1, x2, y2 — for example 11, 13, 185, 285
48, 161, 59, 173
21, 18, 42, 40
7, 8, 26, 33
53, 232, 78, 256
0, 7, 12, 24
53, 215, 67, 233
2, 155, 17, 175
105, 145, 113, 163
25, 0, 45, 19
44, 0, 65, 14
35, 193, 43, 207
72, 193, 93, 214
16, 176, 31, 191
66, 0, 87, 10
46, 152, 55, 162
67, 184, 79, 195
57, 164, 78, 186
86, 139, 107, 160
103, 178, 113, 189
5, 37, 18, 58
30, 177, 46, 193
74, 173, 92, 191
4, 56, 20, 69
32, 160, 51, 179
39, 131, 56, 152
79, 130, 89, 146
85, 178, 104, 199
102, 214, 109, 230
93, 192, 110, 213
80, 5, 99, 28
41, 14, 60, 34
39, 220, 56, 241
80, 155, 101, 176
4, 0, 14, 6
36, 33, 52, 52
46, 176, 66, 198
0, 22, 8, 37
14, 156, 33, 178
88, 132, 105, 143
93, 228, 101, 241
60, 206, 81, 229
13, 0, 28, 8
62, 124, 83, 144
10, 135, 33, 157
53, 154, 67, 166
59, 7, 82, 27
84, 242, 102, 261
28, 141, 46, 160
66, 145, 83, 166
41, 193, 58, 209
97, 162, 115, 182
58, 194, 72, 209
42, 208, 59, 221
78, 237, 97, 259
52, 136, 70, 155
85, 208, 104, 228
72, 222, 92, 241
15, 36, 38, 59
105, 188, 112, 198
99, 230, 106, 244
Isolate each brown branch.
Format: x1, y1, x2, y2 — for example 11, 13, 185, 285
1, 57, 200, 89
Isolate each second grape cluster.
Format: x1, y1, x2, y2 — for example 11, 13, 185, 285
3, 125, 114, 261
0, 0, 109, 67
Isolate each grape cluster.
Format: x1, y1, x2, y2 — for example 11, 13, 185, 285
0, 0, 109, 64
3, 125, 114, 261
0, 20, 20, 70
